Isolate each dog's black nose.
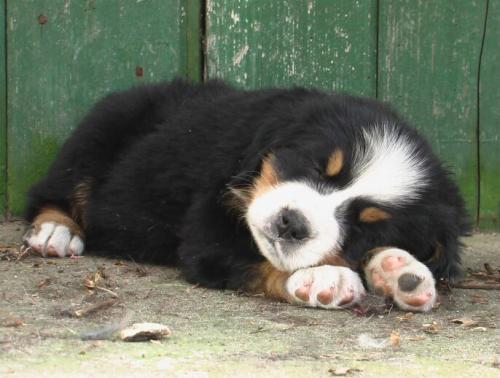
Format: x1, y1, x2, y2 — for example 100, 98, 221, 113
275, 209, 310, 241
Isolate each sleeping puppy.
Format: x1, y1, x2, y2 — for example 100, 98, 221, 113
23, 79, 470, 312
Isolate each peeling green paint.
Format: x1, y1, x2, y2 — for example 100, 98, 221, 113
6, 0, 199, 214
206, 0, 377, 96
377, 0, 487, 222
479, 0, 500, 229
1, 1, 499, 228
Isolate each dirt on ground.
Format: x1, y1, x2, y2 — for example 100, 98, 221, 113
0, 220, 499, 377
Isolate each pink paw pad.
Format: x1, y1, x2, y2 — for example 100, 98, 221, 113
364, 248, 437, 312
337, 290, 355, 306
286, 266, 366, 309
316, 286, 335, 305
403, 291, 434, 307
381, 255, 407, 272
370, 270, 393, 296
294, 282, 312, 302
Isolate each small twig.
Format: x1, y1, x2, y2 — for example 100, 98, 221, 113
451, 282, 500, 290
63, 298, 117, 318
95, 285, 119, 298
17, 245, 33, 260
62, 325, 79, 336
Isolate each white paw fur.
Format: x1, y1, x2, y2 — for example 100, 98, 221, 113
24, 222, 84, 257
286, 265, 365, 309
364, 248, 436, 312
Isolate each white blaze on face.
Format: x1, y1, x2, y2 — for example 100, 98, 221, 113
246, 124, 429, 272
247, 182, 341, 271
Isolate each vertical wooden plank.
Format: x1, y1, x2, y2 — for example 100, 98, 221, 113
185, 0, 202, 82
6, 0, 190, 215
378, 0, 486, 222
479, 0, 500, 229
0, 0, 6, 217
206, 0, 377, 96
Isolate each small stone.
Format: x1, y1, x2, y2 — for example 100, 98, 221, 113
120, 323, 171, 342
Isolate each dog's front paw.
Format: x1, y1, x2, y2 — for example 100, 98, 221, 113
23, 222, 84, 257
285, 265, 365, 309
364, 248, 436, 312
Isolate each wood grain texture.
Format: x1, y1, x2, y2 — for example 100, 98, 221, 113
185, 0, 202, 82
377, 0, 487, 222
0, 1, 6, 217
479, 0, 500, 229
206, 0, 377, 95
6, 0, 193, 215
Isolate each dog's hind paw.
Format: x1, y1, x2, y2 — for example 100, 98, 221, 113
23, 222, 84, 258
286, 265, 366, 309
364, 248, 437, 312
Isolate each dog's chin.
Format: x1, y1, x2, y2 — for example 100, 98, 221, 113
249, 226, 285, 270
249, 225, 330, 272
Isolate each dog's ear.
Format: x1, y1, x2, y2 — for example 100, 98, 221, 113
225, 153, 279, 212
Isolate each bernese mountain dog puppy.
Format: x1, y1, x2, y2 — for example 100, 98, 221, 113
23, 79, 469, 312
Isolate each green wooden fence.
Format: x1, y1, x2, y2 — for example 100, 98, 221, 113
1, 0, 498, 229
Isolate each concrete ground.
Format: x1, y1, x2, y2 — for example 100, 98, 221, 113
0, 220, 498, 377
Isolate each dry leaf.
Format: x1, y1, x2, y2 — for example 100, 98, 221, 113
84, 272, 102, 289
1, 317, 25, 327
471, 326, 487, 332
451, 318, 478, 327
84, 267, 107, 290
396, 312, 414, 322
328, 367, 361, 376
390, 330, 400, 348
422, 321, 439, 334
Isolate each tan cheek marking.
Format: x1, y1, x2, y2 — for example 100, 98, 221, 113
33, 206, 83, 238
326, 149, 344, 176
359, 207, 391, 223
247, 261, 293, 302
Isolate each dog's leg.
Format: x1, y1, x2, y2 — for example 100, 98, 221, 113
23, 207, 84, 257
251, 262, 366, 309
363, 247, 437, 312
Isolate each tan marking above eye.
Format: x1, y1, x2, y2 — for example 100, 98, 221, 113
224, 155, 279, 212
359, 207, 391, 223
252, 155, 279, 198
326, 149, 344, 176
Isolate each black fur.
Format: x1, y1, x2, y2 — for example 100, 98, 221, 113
25, 79, 470, 289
